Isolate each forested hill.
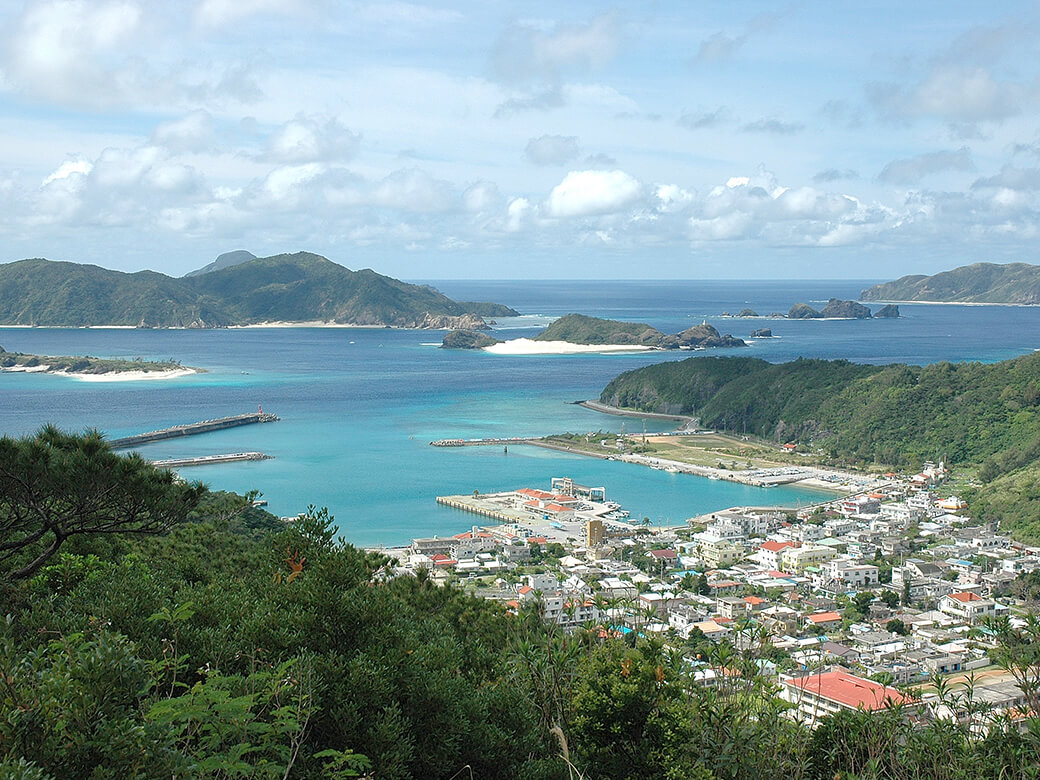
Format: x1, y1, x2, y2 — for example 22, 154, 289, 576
861, 262, 1040, 304
0, 253, 517, 328
601, 353, 1040, 539
533, 313, 745, 349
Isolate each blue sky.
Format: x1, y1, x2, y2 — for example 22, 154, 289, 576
1, 1, 1039, 279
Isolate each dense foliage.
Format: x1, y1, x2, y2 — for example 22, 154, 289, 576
533, 314, 745, 349
0, 254, 516, 327
861, 261, 1040, 304
3, 433, 1040, 777
0, 426, 204, 580
533, 314, 666, 345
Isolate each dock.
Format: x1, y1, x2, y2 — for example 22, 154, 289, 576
151, 452, 272, 468
109, 412, 279, 450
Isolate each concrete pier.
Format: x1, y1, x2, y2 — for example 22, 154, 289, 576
109, 412, 279, 450
151, 452, 272, 468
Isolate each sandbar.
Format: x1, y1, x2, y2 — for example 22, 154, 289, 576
484, 338, 656, 355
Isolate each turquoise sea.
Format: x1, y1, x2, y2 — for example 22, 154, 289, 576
3, 279, 1040, 546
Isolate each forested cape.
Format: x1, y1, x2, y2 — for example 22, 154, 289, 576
0, 253, 516, 328
861, 261, 1040, 304
2, 430, 1040, 778
601, 352, 1040, 541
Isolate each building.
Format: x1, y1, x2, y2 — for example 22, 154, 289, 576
781, 668, 911, 724
805, 611, 843, 630
781, 544, 837, 574
814, 559, 880, 591
756, 540, 799, 570
699, 538, 745, 568
938, 592, 1004, 624
585, 518, 605, 548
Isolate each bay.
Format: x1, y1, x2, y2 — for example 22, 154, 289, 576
2, 278, 1039, 546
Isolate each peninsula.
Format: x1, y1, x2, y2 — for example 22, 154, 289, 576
0, 346, 199, 380
0, 252, 518, 328
861, 261, 1040, 304
598, 351, 1040, 542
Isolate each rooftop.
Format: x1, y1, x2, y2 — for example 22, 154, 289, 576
787, 668, 911, 711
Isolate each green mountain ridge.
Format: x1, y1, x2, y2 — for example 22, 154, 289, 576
0, 252, 518, 328
861, 261, 1040, 304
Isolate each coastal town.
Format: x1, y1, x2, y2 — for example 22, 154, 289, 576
377, 453, 1039, 729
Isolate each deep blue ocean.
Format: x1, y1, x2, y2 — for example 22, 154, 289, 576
3, 279, 1039, 547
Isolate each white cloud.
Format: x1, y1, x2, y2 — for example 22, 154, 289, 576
693, 10, 785, 64
877, 148, 975, 184
265, 115, 361, 163
655, 184, 694, 213
491, 13, 620, 85
42, 160, 93, 186
462, 181, 501, 213
152, 110, 215, 153
547, 169, 642, 218
351, 2, 463, 27
678, 107, 730, 130
371, 168, 456, 213
972, 165, 1040, 191
870, 65, 1031, 125
6, 0, 143, 106
194, 0, 312, 28
741, 118, 804, 135
524, 135, 580, 166
505, 197, 532, 232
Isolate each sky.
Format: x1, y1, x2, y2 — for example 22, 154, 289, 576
2, 1, 1040, 279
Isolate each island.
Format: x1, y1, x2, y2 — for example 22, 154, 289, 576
0, 251, 518, 329
788, 299, 872, 319
440, 330, 502, 349
861, 261, 1040, 304
874, 304, 900, 318
442, 313, 746, 351
0, 346, 199, 380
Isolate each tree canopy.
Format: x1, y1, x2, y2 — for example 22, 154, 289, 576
0, 426, 204, 580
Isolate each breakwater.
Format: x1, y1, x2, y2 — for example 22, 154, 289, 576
151, 452, 272, 468
109, 412, 279, 449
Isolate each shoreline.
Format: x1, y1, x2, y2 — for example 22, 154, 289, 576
1, 365, 201, 381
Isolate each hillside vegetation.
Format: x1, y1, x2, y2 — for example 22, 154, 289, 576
2, 432, 1039, 778
600, 352, 1040, 540
861, 262, 1040, 304
0, 253, 517, 328
533, 313, 745, 349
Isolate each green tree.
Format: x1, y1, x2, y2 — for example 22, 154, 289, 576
879, 590, 900, 609
0, 427, 204, 580
886, 618, 907, 635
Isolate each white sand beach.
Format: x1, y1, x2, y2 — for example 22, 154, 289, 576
484, 338, 656, 355
61, 368, 200, 382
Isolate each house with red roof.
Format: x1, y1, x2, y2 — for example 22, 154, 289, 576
805, 611, 843, 630
781, 667, 911, 724
755, 540, 799, 571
